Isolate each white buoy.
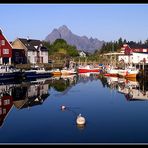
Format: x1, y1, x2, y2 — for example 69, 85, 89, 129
76, 114, 86, 125
61, 105, 66, 110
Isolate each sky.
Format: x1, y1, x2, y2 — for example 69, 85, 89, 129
1, 4, 148, 42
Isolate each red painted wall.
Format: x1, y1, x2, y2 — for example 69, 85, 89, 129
124, 45, 132, 55
0, 95, 13, 126
0, 32, 12, 58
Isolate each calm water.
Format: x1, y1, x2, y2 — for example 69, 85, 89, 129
0, 73, 148, 143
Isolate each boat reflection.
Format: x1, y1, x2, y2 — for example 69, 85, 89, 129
105, 76, 148, 101
0, 75, 80, 126
1, 73, 148, 127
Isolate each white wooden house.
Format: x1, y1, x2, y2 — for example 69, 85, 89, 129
11, 38, 48, 64
79, 51, 86, 57
118, 44, 148, 64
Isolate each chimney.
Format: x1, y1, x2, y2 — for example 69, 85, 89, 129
0, 29, 2, 34
27, 36, 30, 41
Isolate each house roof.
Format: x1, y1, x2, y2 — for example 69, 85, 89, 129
0, 29, 13, 48
18, 38, 48, 51
127, 42, 148, 49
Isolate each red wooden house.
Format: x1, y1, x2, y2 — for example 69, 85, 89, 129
0, 29, 12, 64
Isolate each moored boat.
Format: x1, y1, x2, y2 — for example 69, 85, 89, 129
104, 67, 119, 77
118, 67, 139, 78
78, 65, 100, 73
61, 68, 77, 75
50, 69, 62, 76
0, 65, 21, 81
24, 65, 52, 79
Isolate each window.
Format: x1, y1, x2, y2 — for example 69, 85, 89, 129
3, 49, 9, 54
4, 99, 10, 105
2, 40, 5, 45
3, 108, 6, 114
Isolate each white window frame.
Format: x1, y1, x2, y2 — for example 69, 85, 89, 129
3, 49, 9, 54
4, 99, 10, 105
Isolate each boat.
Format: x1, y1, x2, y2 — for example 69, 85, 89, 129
61, 67, 77, 75
50, 69, 61, 76
78, 65, 100, 73
24, 65, 52, 79
118, 67, 139, 78
0, 65, 21, 81
104, 67, 119, 77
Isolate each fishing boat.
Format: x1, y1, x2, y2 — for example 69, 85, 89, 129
61, 67, 77, 75
118, 67, 139, 78
0, 65, 21, 81
104, 67, 119, 77
24, 65, 52, 79
78, 65, 100, 73
50, 69, 61, 76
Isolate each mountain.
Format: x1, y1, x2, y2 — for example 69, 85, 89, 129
45, 25, 105, 53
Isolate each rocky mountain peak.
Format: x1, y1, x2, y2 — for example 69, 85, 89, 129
45, 25, 105, 53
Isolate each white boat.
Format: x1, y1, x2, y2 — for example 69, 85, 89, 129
118, 67, 139, 78
104, 67, 119, 77
24, 65, 52, 79
0, 65, 21, 81
50, 69, 61, 76
78, 65, 100, 73
61, 67, 77, 75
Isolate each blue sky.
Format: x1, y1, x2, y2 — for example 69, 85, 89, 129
1, 4, 148, 42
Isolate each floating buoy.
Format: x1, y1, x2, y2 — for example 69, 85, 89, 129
61, 105, 66, 110
76, 114, 86, 125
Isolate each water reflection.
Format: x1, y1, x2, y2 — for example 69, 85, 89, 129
52, 74, 78, 92
12, 80, 50, 109
104, 76, 148, 101
0, 84, 13, 127
1, 73, 148, 138
78, 72, 100, 83
0, 74, 97, 128
0, 75, 79, 127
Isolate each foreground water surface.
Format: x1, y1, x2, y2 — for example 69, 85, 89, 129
0, 73, 148, 143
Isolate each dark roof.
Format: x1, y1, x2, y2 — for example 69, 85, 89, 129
127, 42, 148, 48
40, 46, 48, 51
18, 38, 48, 51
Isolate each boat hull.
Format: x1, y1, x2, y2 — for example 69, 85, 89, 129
0, 71, 22, 80
61, 69, 77, 75
52, 71, 62, 76
78, 69, 99, 73
0, 73, 16, 80
24, 71, 52, 79
125, 74, 137, 78
104, 73, 118, 77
